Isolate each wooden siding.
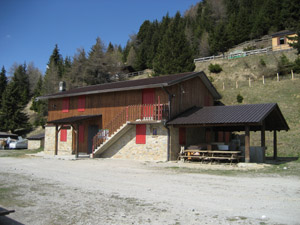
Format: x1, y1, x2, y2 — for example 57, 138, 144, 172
272, 34, 297, 51
48, 89, 169, 129
165, 76, 214, 118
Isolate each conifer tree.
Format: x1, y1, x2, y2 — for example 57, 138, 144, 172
0, 81, 30, 133
85, 37, 110, 85
43, 44, 64, 95
12, 64, 30, 106
0, 66, 7, 107
153, 12, 195, 75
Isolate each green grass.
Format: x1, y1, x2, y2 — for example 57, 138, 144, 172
0, 147, 43, 158
215, 77, 300, 158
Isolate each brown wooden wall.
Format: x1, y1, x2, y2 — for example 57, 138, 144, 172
165, 77, 214, 118
48, 77, 214, 127
48, 89, 169, 129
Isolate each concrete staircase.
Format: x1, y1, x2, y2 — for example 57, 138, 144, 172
93, 123, 132, 157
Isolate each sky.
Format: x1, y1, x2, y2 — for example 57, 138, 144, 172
0, 0, 200, 75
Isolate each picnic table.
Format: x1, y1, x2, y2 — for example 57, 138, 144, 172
179, 149, 242, 164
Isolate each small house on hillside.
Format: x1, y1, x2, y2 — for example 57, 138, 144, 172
271, 30, 297, 51
38, 71, 289, 163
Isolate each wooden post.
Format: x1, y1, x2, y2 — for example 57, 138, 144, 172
277, 73, 279, 82
55, 125, 58, 155
236, 80, 238, 89
245, 126, 250, 163
222, 82, 225, 90
262, 76, 265, 85
273, 130, 277, 160
75, 124, 79, 159
261, 122, 265, 162
248, 78, 251, 87
291, 70, 294, 80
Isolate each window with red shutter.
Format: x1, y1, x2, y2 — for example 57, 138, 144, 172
79, 125, 84, 143
136, 124, 146, 144
60, 129, 67, 142
62, 98, 70, 113
179, 127, 186, 145
78, 96, 86, 112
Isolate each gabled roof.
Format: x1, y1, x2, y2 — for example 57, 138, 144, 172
271, 30, 295, 37
27, 133, 45, 140
168, 103, 289, 131
38, 71, 221, 100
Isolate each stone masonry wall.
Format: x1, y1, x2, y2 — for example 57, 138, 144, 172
101, 123, 168, 161
28, 140, 41, 149
44, 126, 73, 155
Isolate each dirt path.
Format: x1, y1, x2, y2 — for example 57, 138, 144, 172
0, 157, 299, 225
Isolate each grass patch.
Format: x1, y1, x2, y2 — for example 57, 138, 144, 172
0, 147, 43, 158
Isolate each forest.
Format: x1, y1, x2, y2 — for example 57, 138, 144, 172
0, 0, 299, 133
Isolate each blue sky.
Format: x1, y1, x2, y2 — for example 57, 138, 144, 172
0, 0, 199, 74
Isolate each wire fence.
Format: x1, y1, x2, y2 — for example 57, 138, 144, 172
213, 70, 298, 91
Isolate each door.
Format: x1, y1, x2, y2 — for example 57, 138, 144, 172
88, 125, 99, 154
142, 89, 155, 119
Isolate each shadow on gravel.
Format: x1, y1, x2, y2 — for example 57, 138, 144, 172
0, 207, 24, 225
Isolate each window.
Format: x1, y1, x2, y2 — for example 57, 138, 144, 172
152, 128, 158, 136
279, 37, 285, 45
136, 124, 146, 144
79, 125, 84, 143
62, 98, 70, 113
60, 129, 67, 142
78, 96, 86, 112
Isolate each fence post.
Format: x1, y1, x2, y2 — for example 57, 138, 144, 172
277, 73, 279, 82
262, 76, 265, 85
249, 78, 251, 87
291, 70, 294, 80
236, 80, 238, 89
222, 82, 225, 90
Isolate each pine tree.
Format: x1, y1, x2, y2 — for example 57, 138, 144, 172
12, 64, 30, 106
85, 37, 110, 85
0, 66, 7, 107
0, 81, 30, 133
107, 42, 114, 53
153, 12, 195, 75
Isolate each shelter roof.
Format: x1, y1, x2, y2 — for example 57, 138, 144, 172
47, 114, 102, 125
167, 103, 289, 131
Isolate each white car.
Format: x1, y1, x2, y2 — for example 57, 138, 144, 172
9, 137, 28, 149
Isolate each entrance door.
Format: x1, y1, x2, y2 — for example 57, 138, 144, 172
142, 89, 155, 120
88, 125, 99, 154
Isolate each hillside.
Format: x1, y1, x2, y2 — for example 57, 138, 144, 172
195, 49, 298, 82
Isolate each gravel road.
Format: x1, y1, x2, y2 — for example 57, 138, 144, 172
0, 157, 299, 225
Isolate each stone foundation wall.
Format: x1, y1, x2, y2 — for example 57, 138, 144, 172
44, 126, 73, 155
28, 140, 41, 149
101, 124, 168, 161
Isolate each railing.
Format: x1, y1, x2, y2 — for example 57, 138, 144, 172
92, 103, 169, 156
194, 46, 272, 62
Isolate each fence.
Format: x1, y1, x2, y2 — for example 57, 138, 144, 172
214, 70, 298, 91
194, 47, 273, 63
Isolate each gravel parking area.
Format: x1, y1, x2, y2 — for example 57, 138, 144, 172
0, 156, 300, 225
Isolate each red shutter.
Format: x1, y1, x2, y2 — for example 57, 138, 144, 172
79, 125, 84, 143
60, 129, 67, 142
205, 129, 211, 143
78, 96, 86, 112
179, 127, 186, 145
136, 124, 146, 144
62, 98, 70, 113
142, 89, 155, 104
225, 132, 231, 144
218, 131, 224, 142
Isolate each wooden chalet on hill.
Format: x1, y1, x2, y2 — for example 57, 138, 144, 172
39, 71, 289, 163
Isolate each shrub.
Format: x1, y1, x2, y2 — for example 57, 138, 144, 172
292, 57, 300, 73
208, 63, 222, 73
237, 93, 244, 103
277, 54, 293, 75
259, 58, 266, 67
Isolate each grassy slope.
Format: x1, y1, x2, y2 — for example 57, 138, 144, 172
217, 77, 300, 157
